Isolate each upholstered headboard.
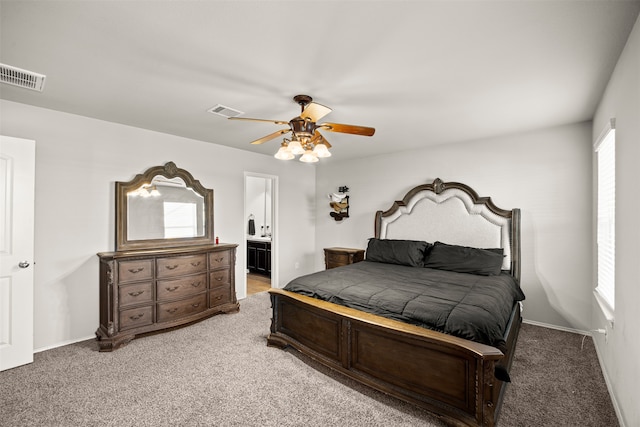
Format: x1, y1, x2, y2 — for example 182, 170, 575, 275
375, 178, 521, 282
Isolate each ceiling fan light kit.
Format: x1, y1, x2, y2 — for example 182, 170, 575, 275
229, 95, 375, 162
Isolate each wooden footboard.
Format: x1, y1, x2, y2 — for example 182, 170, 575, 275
268, 289, 522, 427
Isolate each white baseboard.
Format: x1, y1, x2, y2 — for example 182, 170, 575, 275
34, 334, 95, 353
591, 336, 626, 427
522, 318, 589, 335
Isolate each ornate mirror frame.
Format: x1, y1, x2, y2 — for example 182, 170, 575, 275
115, 162, 214, 251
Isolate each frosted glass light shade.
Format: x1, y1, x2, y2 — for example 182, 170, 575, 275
274, 146, 294, 160
312, 143, 331, 158
288, 139, 304, 155
299, 150, 319, 163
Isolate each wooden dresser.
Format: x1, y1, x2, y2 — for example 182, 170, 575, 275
323, 247, 365, 269
96, 244, 238, 351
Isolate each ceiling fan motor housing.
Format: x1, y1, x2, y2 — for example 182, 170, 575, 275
290, 117, 316, 138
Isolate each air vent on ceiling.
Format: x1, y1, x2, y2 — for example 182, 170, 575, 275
207, 104, 244, 118
0, 63, 46, 92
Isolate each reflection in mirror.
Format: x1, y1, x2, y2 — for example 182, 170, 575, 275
127, 176, 206, 240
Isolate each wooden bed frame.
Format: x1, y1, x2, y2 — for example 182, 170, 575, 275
268, 178, 522, 427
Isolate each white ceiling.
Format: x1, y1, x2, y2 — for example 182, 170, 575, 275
1, 1, 639, 161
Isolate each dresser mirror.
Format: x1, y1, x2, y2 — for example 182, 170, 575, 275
115, 162, 214, 251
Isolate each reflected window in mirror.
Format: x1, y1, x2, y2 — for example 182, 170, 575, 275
164, 202, 197, 238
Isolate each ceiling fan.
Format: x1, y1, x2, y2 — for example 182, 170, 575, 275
228, 95, 375, 162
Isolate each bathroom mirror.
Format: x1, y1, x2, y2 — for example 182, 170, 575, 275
115, 162, 214, 251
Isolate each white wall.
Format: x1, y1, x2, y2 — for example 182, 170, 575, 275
592, 15, 640, 427
0, 99, 316, 351
316, 121, 593, 331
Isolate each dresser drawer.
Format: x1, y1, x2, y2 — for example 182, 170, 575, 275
209, 250, 231, 269
119, 282, 153, 307
209, 287, 231, 308
157, 293, 207, 323
157, 273, 207, 302
118, 259, 153, 283
209, 269, 230, 289
156, 254, 207, 279
119, 305, 153, 330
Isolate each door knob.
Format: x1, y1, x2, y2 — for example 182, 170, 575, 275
18, 261, 30, 269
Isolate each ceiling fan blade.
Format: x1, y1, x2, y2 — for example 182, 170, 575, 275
228, 117, 290, 125
319, 122, 375, 137
311, 131, 332, 148
300, 102, 332, 122
250, 129, 291, 145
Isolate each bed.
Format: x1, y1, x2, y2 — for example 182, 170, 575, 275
267, 178, 522, 427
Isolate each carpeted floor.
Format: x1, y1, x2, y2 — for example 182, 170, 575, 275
0, 292, 618, 426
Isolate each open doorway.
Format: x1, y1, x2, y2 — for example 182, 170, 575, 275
244, 173, 277, 296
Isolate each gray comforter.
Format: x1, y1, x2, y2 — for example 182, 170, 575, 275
284, 260, 525, 350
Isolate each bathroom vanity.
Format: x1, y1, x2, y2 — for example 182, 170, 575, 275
247, 238, 271, 276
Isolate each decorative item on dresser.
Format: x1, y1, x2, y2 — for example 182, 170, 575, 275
323, 247, 365, 269
95, 162, 239, 351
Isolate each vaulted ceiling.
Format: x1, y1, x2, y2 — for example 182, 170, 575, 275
1, 1, 639, 161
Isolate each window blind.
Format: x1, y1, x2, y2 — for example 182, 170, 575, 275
595, 125, 615, 310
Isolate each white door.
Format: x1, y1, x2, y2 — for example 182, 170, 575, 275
0, 135, 35, 371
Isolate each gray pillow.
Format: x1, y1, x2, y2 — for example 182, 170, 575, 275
366, 239, 431, 267
424, 241, 504, 275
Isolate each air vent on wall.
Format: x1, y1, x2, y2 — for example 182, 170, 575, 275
0, 63, 46, 92
207, 104, 244, 118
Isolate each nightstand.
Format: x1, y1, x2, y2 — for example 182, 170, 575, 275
324, 247, 365, 269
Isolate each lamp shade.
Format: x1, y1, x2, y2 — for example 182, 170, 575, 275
313, 143, 331, 158
288, 139, 304, 155
274, 145, 294, 160
299, 150, 319, 163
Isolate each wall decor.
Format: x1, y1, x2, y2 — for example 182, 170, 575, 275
329, 186, 349, 221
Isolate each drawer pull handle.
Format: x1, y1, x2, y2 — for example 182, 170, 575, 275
214, 295, 222, 301
128, 291, 144, 297
214, 257, 224, 263
191, 303, 201, 308
128, 267, 144, 274
165, 265, 179, 270
129, 313, 144, 321
191, 281, 202, 288
191, 261, 202, 267
214, 276, 223, 281
166, 308, 179, 314
165, 286, 179, 292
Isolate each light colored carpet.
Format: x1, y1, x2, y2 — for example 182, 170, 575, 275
0, 292, 618, 426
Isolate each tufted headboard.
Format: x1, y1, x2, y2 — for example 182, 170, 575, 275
375, 178, 521, 283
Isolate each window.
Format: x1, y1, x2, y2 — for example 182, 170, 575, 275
594, 119, 615, 313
